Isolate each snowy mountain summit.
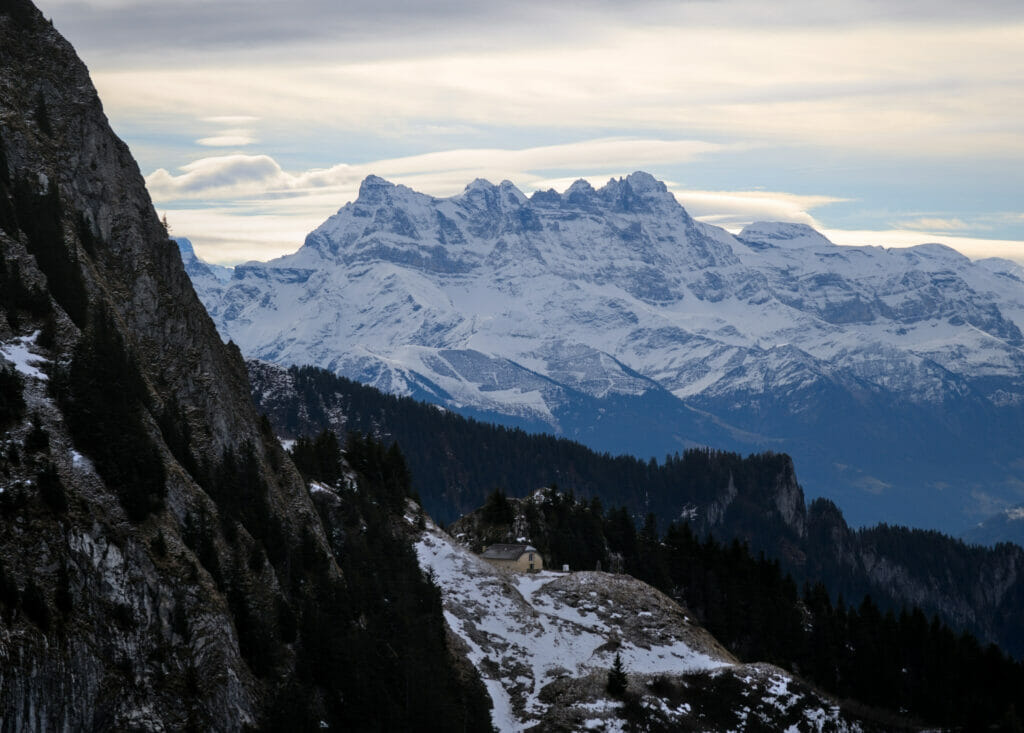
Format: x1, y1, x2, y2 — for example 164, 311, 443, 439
187, 173, 1024, 533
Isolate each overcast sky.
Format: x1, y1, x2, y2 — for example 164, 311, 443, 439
37, 0, 1024, 264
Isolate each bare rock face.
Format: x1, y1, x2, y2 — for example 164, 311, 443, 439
0, 2, 261, 464
0, 2, 335, 727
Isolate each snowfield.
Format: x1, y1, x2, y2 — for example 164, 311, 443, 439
187, 175, 1024, 418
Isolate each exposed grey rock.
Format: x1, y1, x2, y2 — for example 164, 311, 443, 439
0, 2, 338, 727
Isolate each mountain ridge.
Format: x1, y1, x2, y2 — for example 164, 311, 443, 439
7, 1, 1020, 728
185, 173, 1024, 534
414, 512, 879, 731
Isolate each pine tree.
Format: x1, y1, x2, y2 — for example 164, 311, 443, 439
0, 365, 25, 429
57, 306, 166, 521
482, 488, 514, 525
24, 411, 49, 453
607, 652, 628, 696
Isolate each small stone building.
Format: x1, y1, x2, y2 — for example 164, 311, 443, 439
480, 543, 543, 572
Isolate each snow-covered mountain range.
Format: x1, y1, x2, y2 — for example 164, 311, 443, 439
182, 172, 1024, 533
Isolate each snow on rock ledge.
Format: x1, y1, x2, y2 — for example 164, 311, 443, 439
415, 518, 865, 732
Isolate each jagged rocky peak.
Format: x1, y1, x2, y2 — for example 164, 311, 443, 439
552, 172, 679, 213
298, 169, 707, 277
457, 176, 529, 213
498, 178, 527, 202
619, 169, 666, 193
600, 170, 678, 212
347, 169, 681, 217
354, 172, 399, 201
462, 176, 497, 194
563, 176, 598, 203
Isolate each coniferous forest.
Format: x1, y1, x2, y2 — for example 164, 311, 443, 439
254, 362, 1024, 658
277, 433, 493, 731
289, 427, 1024, 730
258, 364, 769, 523
609, 514, 1023, 730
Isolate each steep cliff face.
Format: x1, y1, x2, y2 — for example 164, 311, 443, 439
0, 3, 322, 727
805, 499, 1024, 658
0, 3, 492, 729
1, 2, 261, 460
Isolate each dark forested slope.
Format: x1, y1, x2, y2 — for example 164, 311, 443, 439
0, 3, 491, 728
252, 360, 1024, 661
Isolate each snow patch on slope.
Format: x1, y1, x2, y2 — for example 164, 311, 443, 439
415, 520, 729, 730
416, 517, 866, 731
190, 173, 1024, 418
0, 331, 49, 381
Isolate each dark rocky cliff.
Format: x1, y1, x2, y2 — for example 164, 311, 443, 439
0, 2, 319, 726
0, 2, 491, 729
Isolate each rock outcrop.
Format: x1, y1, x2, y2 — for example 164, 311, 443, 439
0, 2, 328, 726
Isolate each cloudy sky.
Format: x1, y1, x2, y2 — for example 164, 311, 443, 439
37, 0, 1024, 265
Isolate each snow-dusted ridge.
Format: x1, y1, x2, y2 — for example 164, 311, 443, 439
185, 173, 1024, 533
414, 517, 863, 731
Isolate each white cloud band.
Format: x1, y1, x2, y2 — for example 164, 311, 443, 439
149, 147, 1024, 267
146, 138, 732, 202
